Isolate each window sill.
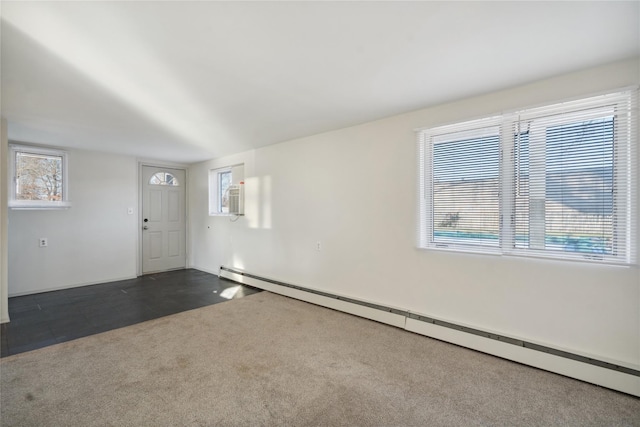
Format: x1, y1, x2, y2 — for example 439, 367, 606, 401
418, 244, 502, 257
504, 250, 634, 268
9, 201, 72, 210
418, 245, 634, 267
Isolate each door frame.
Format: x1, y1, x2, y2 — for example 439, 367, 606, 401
137, 161, 189, 276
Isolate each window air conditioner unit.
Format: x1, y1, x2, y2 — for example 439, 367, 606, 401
228, 182, 244, 215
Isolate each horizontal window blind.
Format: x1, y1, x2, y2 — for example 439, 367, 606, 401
512, 91, 637, 263
418, 89, 638, 265
422, 119, 502, 250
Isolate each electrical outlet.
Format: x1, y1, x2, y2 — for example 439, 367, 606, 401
127, 207, 134, 215
39, 238, 48, 247
316, 241, 322, 251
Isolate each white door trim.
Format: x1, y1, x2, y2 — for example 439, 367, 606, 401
137, 161, 189, 276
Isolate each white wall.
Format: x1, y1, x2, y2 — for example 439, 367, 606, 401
1, 118, 9, 322
189, 58, 640, 371
8, 148, 138, 295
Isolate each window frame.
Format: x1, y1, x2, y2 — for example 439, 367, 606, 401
217, 169, 232, 214
510, 107, 620, 261
419, 117, 503, 255
209, 164, 243, 216
418, 90, 637, 265
9, 144, 71, 210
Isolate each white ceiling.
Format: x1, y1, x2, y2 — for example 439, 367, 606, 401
2, 1, 639, 164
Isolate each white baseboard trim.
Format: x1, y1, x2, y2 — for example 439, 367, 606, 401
220, 266, 640, 397
193, 265, 221, 276
8, 275, 138, 297
405, 318, 640, 397
233, 272, 406, 329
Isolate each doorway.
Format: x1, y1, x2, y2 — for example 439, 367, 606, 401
140, 165, 186, 274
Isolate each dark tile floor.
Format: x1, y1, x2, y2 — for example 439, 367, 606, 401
0, 269, 261, 357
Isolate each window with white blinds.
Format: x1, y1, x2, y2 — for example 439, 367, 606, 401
421, 119, 503, 251
418, 89, 638, 265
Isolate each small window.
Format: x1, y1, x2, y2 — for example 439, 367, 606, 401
9, 145, 70, 209
209, 164, 244, 216
149, 172, 179, 186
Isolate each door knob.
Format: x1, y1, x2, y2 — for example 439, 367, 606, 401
143, 225, 149, 230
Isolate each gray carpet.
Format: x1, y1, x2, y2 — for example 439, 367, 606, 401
1, 291, 639, 426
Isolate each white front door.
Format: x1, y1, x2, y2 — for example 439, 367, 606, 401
141, 166, 186, 274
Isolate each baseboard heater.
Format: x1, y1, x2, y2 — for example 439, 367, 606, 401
219, 266, 639, 395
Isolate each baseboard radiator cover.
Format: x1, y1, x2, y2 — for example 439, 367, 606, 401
219, 266, 640, 397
